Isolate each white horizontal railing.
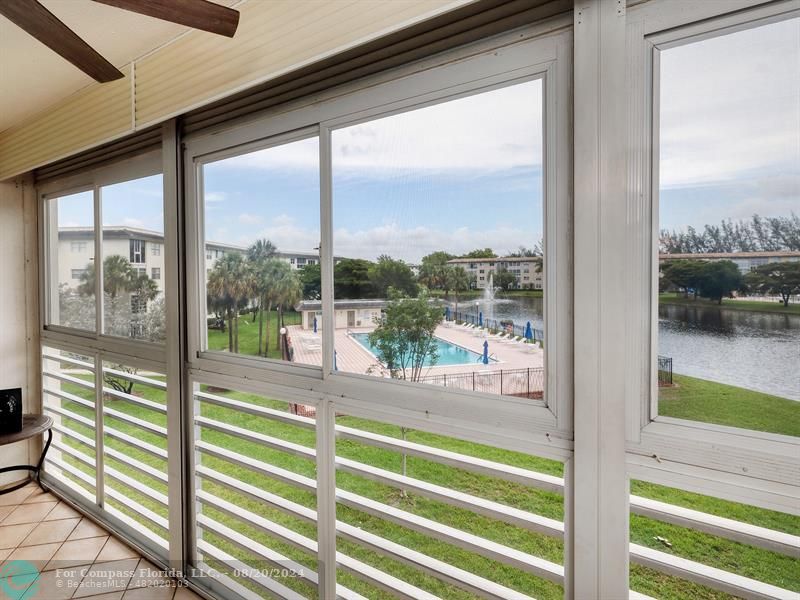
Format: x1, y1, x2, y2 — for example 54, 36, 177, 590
42, 351, 95, 371
193, 390, 800, 600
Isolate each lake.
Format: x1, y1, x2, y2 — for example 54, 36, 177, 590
448, 294, 800, 400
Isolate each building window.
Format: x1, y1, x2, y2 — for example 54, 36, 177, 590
70, 241, 87, 252
130, 239, 146, 263
151, 243, 161, 256
151, 267, 161, 280
70, 268, 87, 280
206, 252, 212, 260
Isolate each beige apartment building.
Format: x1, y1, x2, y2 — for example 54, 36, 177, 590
447, 256, 543, 290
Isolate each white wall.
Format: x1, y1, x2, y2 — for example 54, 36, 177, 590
0, 175, 40, 488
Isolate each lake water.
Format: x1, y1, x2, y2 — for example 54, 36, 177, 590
448, 294, 800, 400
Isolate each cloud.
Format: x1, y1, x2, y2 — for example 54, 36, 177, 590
205, 192, 228, 203
659, 18, 799, 188
238, 213, 263, 225
207, 80, 543, 175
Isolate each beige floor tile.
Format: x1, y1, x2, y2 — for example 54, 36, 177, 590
95, 536, 140, 562
3, 501, 58, 525
0, 484, 36, 506
44, 501, 83, 521
45, 535, 109, 571
81, 594, 125, 600
73, 558, 140, 598
23, 488, 59, 504
123, 585, 176, 600
68, 518, 109, 541
173, 587, 204, 600
0, 547, 13, 561
20, 517, 80, 546
20, 564, 87, 600
127, 560, 173, 589
0, 504, 15, 522
0, 522, 37, 549
5, 542, 62, 572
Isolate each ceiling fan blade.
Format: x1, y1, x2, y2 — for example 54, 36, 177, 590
91, 0, 240, 38
0, 0, 124, 83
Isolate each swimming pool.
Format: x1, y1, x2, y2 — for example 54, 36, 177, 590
351, 332, 490, 367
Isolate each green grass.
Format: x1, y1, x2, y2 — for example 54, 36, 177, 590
659, 293, 800, 315
46, 364, 799, 599
206, 309, 301, 359
659, 374, 800, 437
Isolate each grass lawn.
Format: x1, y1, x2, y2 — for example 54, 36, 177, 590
659, 293, 800, 315
659, 374, 800, 437
46, 364, 799, 600
207, 309, 301, 359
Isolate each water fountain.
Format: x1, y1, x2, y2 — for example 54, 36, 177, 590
483, 273, 495, 302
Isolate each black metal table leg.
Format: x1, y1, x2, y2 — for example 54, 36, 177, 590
0, 427, 53, 495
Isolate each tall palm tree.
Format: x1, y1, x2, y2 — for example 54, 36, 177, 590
207, 253, 249, 353
445, 266, 470, 320
249, 257, 285, 356
271, 265, 302, 354
78, 255, 136, 298
247, 239, 279, 354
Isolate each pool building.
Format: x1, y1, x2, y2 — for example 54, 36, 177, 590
295, 299, 388, 330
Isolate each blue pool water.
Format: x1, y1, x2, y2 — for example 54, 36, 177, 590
351, 332, 488, 366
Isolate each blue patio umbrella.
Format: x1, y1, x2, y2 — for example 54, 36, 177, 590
313, 316, 317, 333
479, 311, 483, 327
482, 340, 489, 365
525, 321, 533, 341
445, 306, 451, 321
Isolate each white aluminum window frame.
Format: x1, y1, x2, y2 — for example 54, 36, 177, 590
623, 0, 799, 508
184, 22, 574, 457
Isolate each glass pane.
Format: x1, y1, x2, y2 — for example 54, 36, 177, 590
657, 18, 800, 434
101, 174, 166, 342
47, 190, 95, 331
202, 136, 320, 367
330, 80, 545, 397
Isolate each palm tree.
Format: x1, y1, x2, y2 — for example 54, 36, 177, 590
271, 264, 302, 355
78, 255, 136, 298
247, 240, 279, 355
207, 253, 249, 353
249, 257, 285, 356
445, 266, 470, 320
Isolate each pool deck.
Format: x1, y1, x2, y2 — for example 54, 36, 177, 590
287, 322, 543, 378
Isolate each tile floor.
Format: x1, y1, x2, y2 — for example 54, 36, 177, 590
0, 483, 202, 600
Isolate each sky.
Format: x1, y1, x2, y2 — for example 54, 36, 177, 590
55, 17, 799, 262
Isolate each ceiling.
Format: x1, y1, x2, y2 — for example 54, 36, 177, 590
0, 0, 234, 133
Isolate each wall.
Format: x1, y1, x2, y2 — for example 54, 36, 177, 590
0, 175, 40, 487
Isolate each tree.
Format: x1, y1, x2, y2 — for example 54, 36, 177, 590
493, 267, 517, 290
271, 263, 302, 352
367, 288, 442, 383
746, 262, 800, 307
660, 212, 800, 254
463, 248, 497, 258
444, 266, 470, 318
369, 256, 418, 297
508, 245, 539, 257
249, 256, 286, 356
697, 260, 743, 305
418, 252, 453, 293
299, 263, 321, 300
334, 259, 374, 298
207, 252, 250, 353
660, 260, 705, 297
247, 239, 278, 322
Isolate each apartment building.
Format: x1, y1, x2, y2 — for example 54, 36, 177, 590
58, 226, 328, 295
447, 256, 543, 289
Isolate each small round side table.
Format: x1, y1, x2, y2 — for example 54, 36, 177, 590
0, 414, 53, 495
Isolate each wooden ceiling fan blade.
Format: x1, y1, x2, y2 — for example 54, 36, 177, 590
92, 0, 240, 38
0, 0, 124, 83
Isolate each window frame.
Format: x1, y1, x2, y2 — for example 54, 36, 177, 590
624, 0, 799, 490
38, 149, 167, 362
183, 23, 574, 455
